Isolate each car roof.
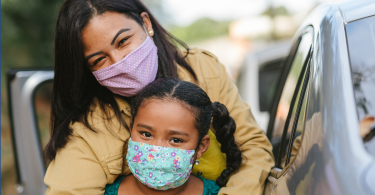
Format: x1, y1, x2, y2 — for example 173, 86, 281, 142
336, 0, 375, 23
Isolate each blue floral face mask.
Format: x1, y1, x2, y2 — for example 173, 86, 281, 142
126, 138, 196, 190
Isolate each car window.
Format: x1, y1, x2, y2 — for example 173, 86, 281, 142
271, 31, 312, 145
275, 63, 310, 167
346, 16, 375, 122
259, 58, 285, 113
284, 66, 310, 166
33, 81, 53, 168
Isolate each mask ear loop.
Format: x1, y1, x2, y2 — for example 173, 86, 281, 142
142, 25, 149, 36
142, 25, 154, 41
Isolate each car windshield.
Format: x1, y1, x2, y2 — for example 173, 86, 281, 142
346, 16, 375, 121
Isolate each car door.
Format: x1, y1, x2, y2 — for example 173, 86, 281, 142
264, 26, 313, 194
7, 69, 54, 195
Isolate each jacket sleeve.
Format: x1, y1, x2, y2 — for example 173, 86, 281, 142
44, 134, 107, 195
215, 61, 275, 195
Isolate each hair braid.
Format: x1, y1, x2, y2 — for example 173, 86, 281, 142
212, 102, 242, 187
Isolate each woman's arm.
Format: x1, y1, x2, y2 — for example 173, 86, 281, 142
216, 61, 275, 195
44, 134, 107, 195
183, 48, 275, 195
44, 99, 131, 195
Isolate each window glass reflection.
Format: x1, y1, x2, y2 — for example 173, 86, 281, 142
346, 16, 375, 121
284, 81, 309, 167
273, 32, 312, 140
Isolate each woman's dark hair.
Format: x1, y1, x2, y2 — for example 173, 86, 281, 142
130, 78, 242, 187
45, 0, 197, 160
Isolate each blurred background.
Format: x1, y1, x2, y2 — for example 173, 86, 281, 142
1, 0, 339, 194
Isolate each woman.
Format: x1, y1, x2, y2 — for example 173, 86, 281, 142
44, 0, 274, 194
106, 78, 242, 195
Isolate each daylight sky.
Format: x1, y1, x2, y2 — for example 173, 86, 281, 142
164, 0, 341, 26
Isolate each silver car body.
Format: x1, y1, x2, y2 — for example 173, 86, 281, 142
7, 70, 53, 194
264, 1, 375, 194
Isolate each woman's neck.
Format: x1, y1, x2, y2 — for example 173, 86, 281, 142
119, 175, 203, 195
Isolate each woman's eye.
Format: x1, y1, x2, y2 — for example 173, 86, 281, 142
141, 132, 152, 138
118, 37, 129, 47
171, 138, 183, 143
93, 56, 105, 66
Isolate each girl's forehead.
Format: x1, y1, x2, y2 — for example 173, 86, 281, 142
139, 98, 194, 119
134, 99, 198, 135
141, 98, 194, 112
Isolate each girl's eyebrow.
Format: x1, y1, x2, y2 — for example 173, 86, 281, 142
136, 123, 153, 131
167, 130, 189, 137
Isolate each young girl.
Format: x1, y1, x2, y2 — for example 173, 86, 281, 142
104, 78, 242, 195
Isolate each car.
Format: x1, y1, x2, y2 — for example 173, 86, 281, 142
261, 0, 375, 194
6, 1, 375, 194
7, 68, 54, 194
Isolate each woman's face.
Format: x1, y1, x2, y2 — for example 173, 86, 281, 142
81, 11, 153, 71
131, 99, 210, 159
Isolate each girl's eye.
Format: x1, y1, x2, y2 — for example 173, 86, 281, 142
93, 56, 105, 66
118, 37, 129, 47
141, 132, 152, 138
171, 138, 183, 143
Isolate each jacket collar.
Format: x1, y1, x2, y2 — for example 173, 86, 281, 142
114, 95, 131, 116
176, 64, 193, 83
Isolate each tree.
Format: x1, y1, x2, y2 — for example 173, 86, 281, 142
169, 18, 231, 43
261, 6, 291, 16
1, 0, 63, 72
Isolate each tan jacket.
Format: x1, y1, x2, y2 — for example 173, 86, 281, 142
44, 48, 274, 195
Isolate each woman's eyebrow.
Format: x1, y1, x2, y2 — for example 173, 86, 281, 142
85, 28, 131, 62
85, 51, 103, 62
111, 28, 130, 45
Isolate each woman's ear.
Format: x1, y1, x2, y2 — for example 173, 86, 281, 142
196, 135, 210, 159
140, 12, 154, 37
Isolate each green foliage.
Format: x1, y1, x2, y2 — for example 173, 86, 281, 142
168, 18, 231, 43
262, 6, 291, 16
1, 0, 63, 75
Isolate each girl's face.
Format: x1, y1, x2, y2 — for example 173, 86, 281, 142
81, 11, 153, 71
131, 99, 210, 159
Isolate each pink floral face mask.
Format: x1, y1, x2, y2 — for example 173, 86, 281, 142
92, 35, 158, 97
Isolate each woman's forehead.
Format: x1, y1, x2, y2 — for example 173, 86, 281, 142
81, 12, 140, 48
